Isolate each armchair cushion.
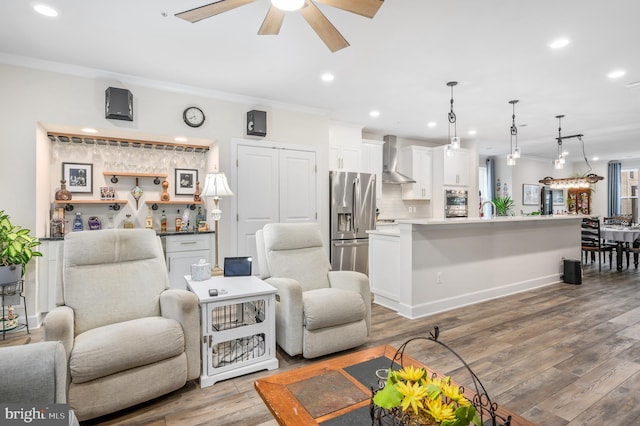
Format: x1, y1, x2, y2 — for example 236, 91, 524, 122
70, 316, 184, 384
303, 288, 365, 331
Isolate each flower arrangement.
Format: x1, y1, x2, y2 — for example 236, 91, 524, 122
373, 365, 479, 426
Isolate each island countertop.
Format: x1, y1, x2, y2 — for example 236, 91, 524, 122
396, 215, 583, 226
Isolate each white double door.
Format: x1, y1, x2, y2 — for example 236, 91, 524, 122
234, 143, 317, 262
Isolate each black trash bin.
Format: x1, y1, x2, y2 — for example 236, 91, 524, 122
563, 259, 582, 284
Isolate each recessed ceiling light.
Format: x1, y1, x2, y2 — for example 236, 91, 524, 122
592, 156, 600, 161
427, 122, 437, 128
271, 0, 304, 11
549, 38, 570, 49
321, 73, 335, 82
607, 69, 626, 79
369, 110, 380, 117
174, 137, 188, 143
33, 4, 58, 17
467, 130, 477, 136
81, 128, 98, 134
562, 151, 569, 156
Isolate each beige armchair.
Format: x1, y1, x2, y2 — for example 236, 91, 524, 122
255, 222, 370, 358
44, 229, 200, 421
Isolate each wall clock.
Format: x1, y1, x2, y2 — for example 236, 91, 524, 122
183, 106, 205, 128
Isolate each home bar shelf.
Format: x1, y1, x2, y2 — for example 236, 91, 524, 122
48, 132, 210, 153
102, 172, 168, 185
53, 199, 129, 211
146, 200, 203, 211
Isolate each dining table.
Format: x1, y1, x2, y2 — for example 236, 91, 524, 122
600, 226, 640, 270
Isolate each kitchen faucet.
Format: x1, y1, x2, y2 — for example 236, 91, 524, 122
480, 200, 496, 217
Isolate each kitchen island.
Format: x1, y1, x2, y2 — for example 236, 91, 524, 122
368, 215, 582, 319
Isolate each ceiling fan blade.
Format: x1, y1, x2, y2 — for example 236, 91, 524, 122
175, 0, 257, 23
314, 0, 384, 19
300, 0, 349, 52
258, 6, 285, 35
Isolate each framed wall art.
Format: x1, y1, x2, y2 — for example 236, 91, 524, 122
522, 184, 540, 206
62, 162, 93, 194
175, 168, 198, 196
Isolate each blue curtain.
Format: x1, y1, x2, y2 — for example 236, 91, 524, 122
486, 157, 495, 201
608, 161, 621, 216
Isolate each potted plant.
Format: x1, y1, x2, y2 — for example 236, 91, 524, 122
492, 195, 514, 216
0, 210, 42, 284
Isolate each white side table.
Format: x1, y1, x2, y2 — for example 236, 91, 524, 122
185, 275, 279, 387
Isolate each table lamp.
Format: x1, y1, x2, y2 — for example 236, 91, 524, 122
201, 172, 234, 276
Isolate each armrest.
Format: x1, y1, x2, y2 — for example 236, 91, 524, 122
160, 289, 200, 381
328, 270, 371, 334
265, 277, 304, 357
43, 306, 75, 360
0, 341, 67, 404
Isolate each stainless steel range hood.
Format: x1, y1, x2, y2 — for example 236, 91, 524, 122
382, 135, 415, 184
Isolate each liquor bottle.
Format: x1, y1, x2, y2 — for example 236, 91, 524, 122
145, 207, 154, 230
160, 210, 167, 233
73, 212, 83, 232
175, 209, 182, 232
196, 207, 204, 231
124, 214, 134, 229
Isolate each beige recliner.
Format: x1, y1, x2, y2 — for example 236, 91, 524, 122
255, 222, 370, 358
44, 229, 200, 421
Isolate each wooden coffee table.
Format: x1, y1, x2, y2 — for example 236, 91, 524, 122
254, 345, 534, 425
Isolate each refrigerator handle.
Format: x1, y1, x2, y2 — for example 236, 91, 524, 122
353, 177, 359, 233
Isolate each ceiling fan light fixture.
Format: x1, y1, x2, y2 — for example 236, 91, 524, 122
271, 0, 304, 11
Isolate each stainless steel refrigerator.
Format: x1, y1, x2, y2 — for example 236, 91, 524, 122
329, 171, 376, 274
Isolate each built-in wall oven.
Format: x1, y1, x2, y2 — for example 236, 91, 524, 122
445, 189, 468, 218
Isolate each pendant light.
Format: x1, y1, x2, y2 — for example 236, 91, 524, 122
539, 115, 604, 188
446, 81, 460, 152
507, 100, 519, 166
554, 115, 565, 169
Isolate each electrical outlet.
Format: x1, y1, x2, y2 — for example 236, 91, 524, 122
436, 272, 443, 284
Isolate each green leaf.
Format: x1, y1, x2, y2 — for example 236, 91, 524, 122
373, 377, 402, 409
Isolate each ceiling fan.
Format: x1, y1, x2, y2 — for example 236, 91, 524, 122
175, 0, 384, 52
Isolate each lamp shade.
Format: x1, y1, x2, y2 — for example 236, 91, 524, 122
201, 172, 233, 198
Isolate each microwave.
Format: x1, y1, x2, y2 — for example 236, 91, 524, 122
445, 189, 468, 218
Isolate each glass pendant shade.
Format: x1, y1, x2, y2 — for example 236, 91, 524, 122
271, 0, 304, 11
450, 136, 461, 150
513, 146, 521, 159
554, 159, 564, 170
507, 154, 516, 166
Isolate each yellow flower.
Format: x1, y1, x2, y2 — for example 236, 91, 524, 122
396, 380, 428, 414
424, 397, 456, 423
395, 365, 426, 383
441, 381, 471, 406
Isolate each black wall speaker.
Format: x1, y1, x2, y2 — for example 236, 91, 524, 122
105, 87, 133, 121
247, 110, 266, 136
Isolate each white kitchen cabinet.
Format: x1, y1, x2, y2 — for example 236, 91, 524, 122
361, 139, 383, 199
186, 275, 278, 388
443, 148, 470, 186
368, 231, 400, 311
398, 145, 432, 200
329, 122, 363, 171
329, 144, 361, 171
165, 233, 213, 289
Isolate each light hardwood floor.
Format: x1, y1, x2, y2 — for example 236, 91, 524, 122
9, 263, 640, 425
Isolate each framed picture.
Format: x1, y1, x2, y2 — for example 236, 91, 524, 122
522, 184, 540, 206
62, 162, 93, 193
553, 189, 565, 205
175, 168, 198, 195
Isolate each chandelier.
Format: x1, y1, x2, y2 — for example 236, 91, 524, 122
538, 115, 604, 189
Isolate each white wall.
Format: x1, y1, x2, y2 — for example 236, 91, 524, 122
0, 62, 330, 321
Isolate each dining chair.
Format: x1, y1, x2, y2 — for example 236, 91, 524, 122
581, 217, 616, 272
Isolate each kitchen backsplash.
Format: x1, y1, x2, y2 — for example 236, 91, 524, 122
376, 184, 431, 221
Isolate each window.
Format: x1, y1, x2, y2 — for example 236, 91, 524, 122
620, 168, 638, 217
